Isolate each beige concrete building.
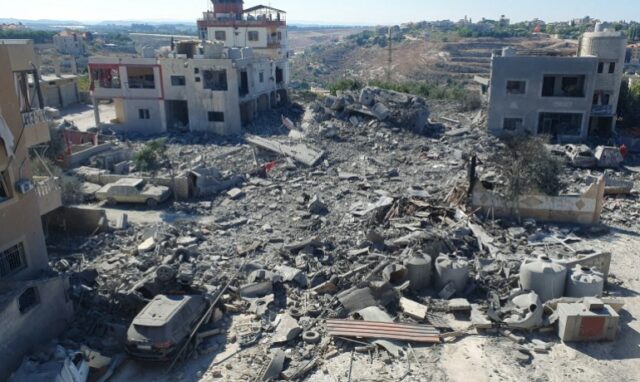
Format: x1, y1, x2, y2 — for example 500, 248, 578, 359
53, 31, 86, 57
89, 2, 289, 136
38, 74, 81, 109
0, 39, 70, 380
487, 24, 627, 140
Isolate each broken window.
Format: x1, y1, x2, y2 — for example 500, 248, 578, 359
208, 111, 225, 122
92, 68, 121, 89
538, 112, 582, 136
171, 76, 186, 86
239, 71, 249, 96
506, 80, 526, 95
503, 118, 523, 131
275, 67, 284, 84
259, 72, 264, 83
0, 170, 11, 203
598, 62, 604, 73
248, 31, 259, 41
215, 31, 226, 41
203, 69, 228, 91
0, 243, 26, 278
127, 67, 155, 89
542, 75, 585, 98
609, 63, 616, 74
18, 287, 39, 314
138, 109, 150, 120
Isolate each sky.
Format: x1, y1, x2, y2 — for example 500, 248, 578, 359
3, 0, 638, 25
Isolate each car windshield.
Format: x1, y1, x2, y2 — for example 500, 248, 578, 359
134, 325, 168, 341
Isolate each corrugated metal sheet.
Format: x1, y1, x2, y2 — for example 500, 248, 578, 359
326, 320, 440, 344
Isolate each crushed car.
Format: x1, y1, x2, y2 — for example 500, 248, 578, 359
564, 144, 597, 168
125, 294, 210, 361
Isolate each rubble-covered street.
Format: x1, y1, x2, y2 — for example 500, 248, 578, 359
28, 88, 639, 381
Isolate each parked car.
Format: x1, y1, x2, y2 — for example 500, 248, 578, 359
126, 295, 209, 361
594, 146, 624, 168
96, 178, 170, 207
564, 144, 597, 168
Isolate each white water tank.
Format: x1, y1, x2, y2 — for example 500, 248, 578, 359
566, 266, 605, 298
519, 256, 567, 302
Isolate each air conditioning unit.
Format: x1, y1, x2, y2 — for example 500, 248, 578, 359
15, 179, 35, 194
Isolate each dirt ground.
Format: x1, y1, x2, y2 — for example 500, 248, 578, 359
57, 103, 116, 131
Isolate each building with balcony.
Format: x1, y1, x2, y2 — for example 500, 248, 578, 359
198, 1, 289, 60
88, 2, 290, 136
0, 39, 71, 380
487, 24, 627, 141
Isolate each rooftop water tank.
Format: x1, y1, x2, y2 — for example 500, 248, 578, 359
566, 266, 605, 298
435, 254, 469, 292
519, 256, 567, 302
404, 255, 432, 291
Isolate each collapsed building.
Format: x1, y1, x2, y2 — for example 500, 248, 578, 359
487, 23, 627, 141
88, 0, 290, 136
0, 39, 71, 380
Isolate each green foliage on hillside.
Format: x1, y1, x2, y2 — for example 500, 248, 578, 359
0, 30, 55, 43
620, 81, 640, 128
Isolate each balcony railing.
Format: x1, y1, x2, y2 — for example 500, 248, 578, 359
34, 176, 62, 216
21, 109, 51, 147
21, 109, 47, 127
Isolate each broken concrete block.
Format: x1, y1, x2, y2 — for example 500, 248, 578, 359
359, 88, 375, 106
438, 282, 457, 300
371, 102, 390, 121
227, 188, 245, 200
138, 237, 156, 253
114, 213, 128, 230
399, 297, 428, 320
448, 298, 471, 312
307, 195, 328, 215
272, 314, 302, 344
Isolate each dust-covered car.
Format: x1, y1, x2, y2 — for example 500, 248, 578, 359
126, 295, 209, 361
95, 178, 170, 207
564, 144, 597, 168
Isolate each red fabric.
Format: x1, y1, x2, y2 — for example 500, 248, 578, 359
620, 144, 629, 158
262, 161, 278, 172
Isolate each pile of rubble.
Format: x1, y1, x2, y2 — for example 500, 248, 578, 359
19, 87, 635, 381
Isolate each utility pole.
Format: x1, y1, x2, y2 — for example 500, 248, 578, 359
387, 26, 393, 83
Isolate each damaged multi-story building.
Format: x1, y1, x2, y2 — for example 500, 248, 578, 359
487, 24, 627, 141
88, 0, 290, 136
0, 40, 71, 379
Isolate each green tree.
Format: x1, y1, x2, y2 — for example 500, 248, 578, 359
133, 138, 168, 176
619, 81, 640, 128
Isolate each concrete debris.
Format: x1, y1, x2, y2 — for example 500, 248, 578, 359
399, 297, 428, 320
260, 349, 286, 381
246, 135, 325, 167
15, 70, 634, 382
272, 314, 302, 344
502, 291, 544, 330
